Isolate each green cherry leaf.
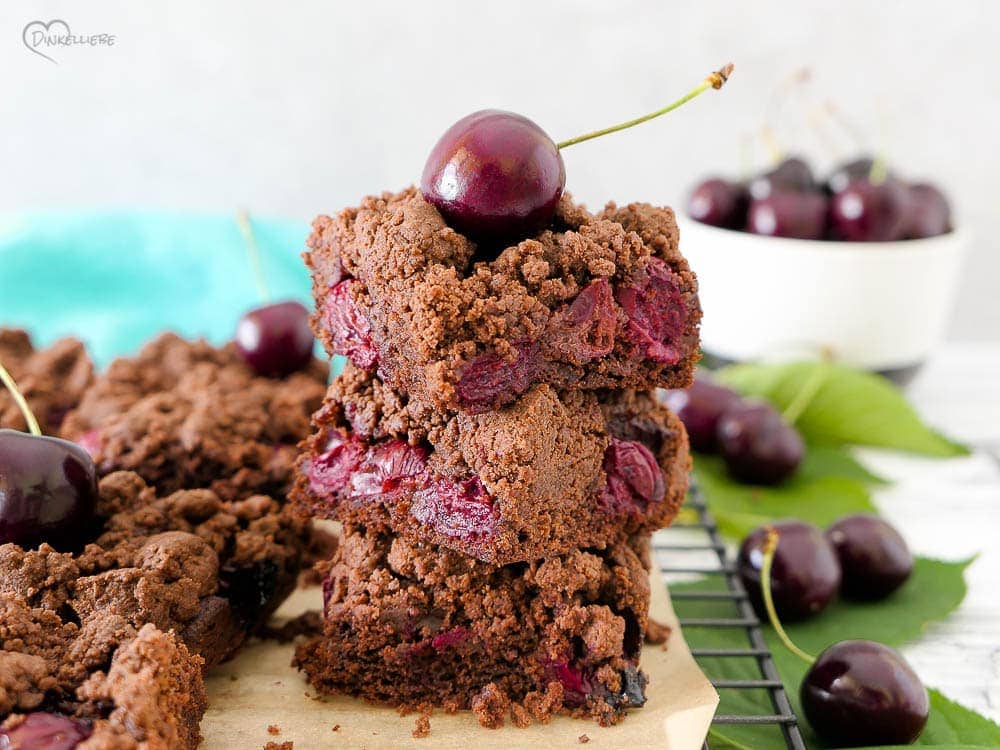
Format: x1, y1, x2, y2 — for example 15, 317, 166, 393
715, 361, 969, 457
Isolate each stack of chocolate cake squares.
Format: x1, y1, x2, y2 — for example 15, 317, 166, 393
291, 187, 701, 727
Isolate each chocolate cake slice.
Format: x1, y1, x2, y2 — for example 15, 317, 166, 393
294, 362, 689, 564
305, 188, 700, 413
295, 527, 651, 727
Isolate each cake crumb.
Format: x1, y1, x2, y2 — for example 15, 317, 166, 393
230, 674, 239, 682
471, 683, 510, 729
264, 743, 292, 750
267, 725, 281, 735
579, 735, 591, 744
332, 724, 341, 732
523, 682, 564, 724
510, 702, 532, 728
645, 616, 672, 646
412, 714, 431, 738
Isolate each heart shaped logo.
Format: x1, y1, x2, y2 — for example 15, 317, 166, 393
22, 19, 71, 64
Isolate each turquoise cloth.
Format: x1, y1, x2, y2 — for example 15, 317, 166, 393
0, 212, 337, 369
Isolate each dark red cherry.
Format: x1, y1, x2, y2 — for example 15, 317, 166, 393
660, 376, 742, 453
801, 640, 929, 746
420, 110, 566, 242
688, 178, 748, 228
598, 438, 666, 514
748, 156, 816, 200
0, 429, 98, 549
717, 401, 804, 484
234, 300, 314, 377
826, 156, 876, 194
826, 514, 914, 600
737, 520, 841, 622
746, 191, 828, 240
830, 178, 909, 242
0, 712, 92, 749
903, 182, 952, 239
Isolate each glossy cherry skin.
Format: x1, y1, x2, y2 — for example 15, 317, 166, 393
904, 182, 952, 239
716, 401, 804, 485
660, 376, 742, 453
420, 110, 566, 242
746, 191, 828, 240
0, 429, 98, 549
687, 178, 748, 228
0, 712, 93, 749
234, 300, 314, 377
830, 178, 909, 242
737, 520, 842, 622
826, 156, 876, 194
826, 514, 914, 600
802, 640, 929, 747
748, 156, 815, 200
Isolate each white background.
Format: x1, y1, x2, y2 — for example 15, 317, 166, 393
1, 0, 996, 343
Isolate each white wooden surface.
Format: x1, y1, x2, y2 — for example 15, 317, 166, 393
870, 343, 1000, 721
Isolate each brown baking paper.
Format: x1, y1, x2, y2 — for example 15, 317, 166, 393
202, 566, 719, 749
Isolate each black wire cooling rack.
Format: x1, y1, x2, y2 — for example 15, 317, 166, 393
655, 489, 807, 750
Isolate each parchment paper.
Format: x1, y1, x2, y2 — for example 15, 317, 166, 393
202, 567, 719, 749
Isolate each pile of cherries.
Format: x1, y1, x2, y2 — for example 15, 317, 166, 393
738, 517, 929, 747
661, 375, 804, 485
688, 155, 952, 242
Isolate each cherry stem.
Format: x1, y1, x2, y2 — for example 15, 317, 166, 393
739, 133, 754, 181
807, 106, 843, 161
869, 99, 890, 186
556, 63, 735, 150
762, 67, 810, 164
781, 358, 831, 426
236, 210, 271, 303
760, 125, 784, 166
0, 358, 42, 436
822, 100, 868, 150
761, 527, 816, 665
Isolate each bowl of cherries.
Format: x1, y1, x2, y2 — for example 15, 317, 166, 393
680, 156, 968, 383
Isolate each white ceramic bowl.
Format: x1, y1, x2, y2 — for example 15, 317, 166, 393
677, 216, 969, 374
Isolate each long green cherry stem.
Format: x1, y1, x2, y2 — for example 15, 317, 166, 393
781, 361, 830, 427
868, 98, 890, 186
236, 210, 271, 303
0, 357, 42, 436
556, 63, 734, 150
761, 527, 816, 665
